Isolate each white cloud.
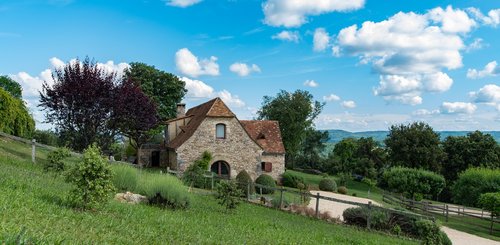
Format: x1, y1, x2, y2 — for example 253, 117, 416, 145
262, 0, 365, 28
175, 48, 219, 78
334, 6, 476, 105
303, 79, 319, 87
341, 100, 356, 109
467, 61, 499, 79
216, 90, 245, 108
466, 38, 484, 52
412, 109, 440, 116
313, 28, 330, 52
229, 63, 261, 77
440, 102, 477, 114
180, 77, 245, 108
164, 0, 201, 8
331, 45, 341, 57
323, 93, 340, 102
271, 30, 300, 42
470, 84, 500, 105
467, 8, 500, 27
97, 61, 130, 79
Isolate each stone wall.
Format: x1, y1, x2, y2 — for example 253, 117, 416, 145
260, 153, 285, 180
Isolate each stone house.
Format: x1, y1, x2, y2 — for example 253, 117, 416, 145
138, 97, 286, 180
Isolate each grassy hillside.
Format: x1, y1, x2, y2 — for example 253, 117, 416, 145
0, 136, 417, 244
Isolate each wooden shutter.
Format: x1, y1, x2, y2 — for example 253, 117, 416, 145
264, 162, 272, 172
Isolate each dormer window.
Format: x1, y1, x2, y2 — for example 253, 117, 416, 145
216, 124, 226, 139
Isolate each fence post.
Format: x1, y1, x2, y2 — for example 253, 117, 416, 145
247, 183, 250, 201
31, 139, 36, 164
315, 193, 320, 218
491, 214, 494, 235
367, 201, 372, 230
445, 205, 449, 222
279, 188, 284, 209
211, 173, 214, 190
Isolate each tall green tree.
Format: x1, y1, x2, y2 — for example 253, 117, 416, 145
257, 90, 324, 167
124, 63, 186, 121
385, 122, 444, 172
0, 87, 35, 138
297, 128, 329, 170
0, 75, 22, 99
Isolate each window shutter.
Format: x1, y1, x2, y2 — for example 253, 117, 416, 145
264, 162, 272, 172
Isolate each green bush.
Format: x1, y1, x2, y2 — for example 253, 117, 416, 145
44, 147, 71, 173
414, 219, 451, 245
255, 174, 276, 194
138, 173, 191, 209
342, 207, 389, 230
319, 178, 337, 192
452, 168, 500, 207
0, 87, 35, 138
65, 144, 115, 209
281, 171, 305, 188
383, 167, 445, 200
214, 180, 242, 210
235, 170, 254, 197
183, 151, 213, 188
478, 192, 500, 216
111, 164, 138, 192
271, 194, 291, 209
33, 129, 59, 147
338, 186, 348, 194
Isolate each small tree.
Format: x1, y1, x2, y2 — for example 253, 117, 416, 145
478, 192, 500, 217
214, 180, 242, 210
66, 144, 115, 209
235, 170, 254, 197
44, 147, 71, 174
383, 167, 445, 200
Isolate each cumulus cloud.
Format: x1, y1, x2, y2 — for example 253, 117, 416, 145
180, 77, 245, 108
467, 61, 500, 79
303, 79, 318, 87
313, 28, 330, 52
323, 93, 340, 102
164, 0, 201, 8
412, 109, 440, 116
440, 102, 477, 114
262, 0, 365, 27
175, 48, 219, 78
271, 30, 300, 42
466, 38, 484, 52
229, 63, 261, 77
341, 100, 356, 109
467, 8, 500, 27
334, 6, 479, 105
470, 84, 500, 108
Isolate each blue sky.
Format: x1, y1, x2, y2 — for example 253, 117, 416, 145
1, 0, 499, 131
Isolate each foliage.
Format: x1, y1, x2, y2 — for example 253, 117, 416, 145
295, 128, 329, 170
33, 129, 59, 147
338, 173, 351, 186
0, 87, 35, 138
183, 151, 213, 188
214, 180, 242, 210
0, 75, 22, 99
194, 151, 213, 170
44, 147, 71, 173
478, 192, 500, 217
414, 219, 451, 245
124, 62, 186, 121
255, 174, 276, 194
385, 122, 444, 172
271, 194, 291, 209
281, 171, 305, 188
235, 170, 254, 197
257, 90, 324, 167
383, 167, 445, 200
453, 168, 500, 207
338, 186, 348, 194
319, 178, 337, 192
138, 173, 191, 209
65, 144, 115, 209
342, 207, 389, 230
111, 164, 138, 192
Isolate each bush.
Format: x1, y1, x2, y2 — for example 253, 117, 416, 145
255, 174, 276, 194
478, 192, 500, 216
183, 151, 213, 188
44, 147, 71, 173
271, 194, 291, 209
138, 173, 191, 209
452, 168, 500, 207
33, 129, 59, 146
414, 219, 451, 245
338, 173, 351, 186
214, 180, 242, 210
338, 186, 348, 194
235, 170, 254, 197
111, 164, 138, 192
65, 144, 115, 209
342, 207, 389, 230
281, 171, 305, 188
383, 167, 445, 200
319, 178, 337, 192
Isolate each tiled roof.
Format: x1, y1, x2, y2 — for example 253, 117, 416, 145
240, 120, 286, 154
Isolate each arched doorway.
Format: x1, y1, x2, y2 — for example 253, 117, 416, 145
211, 161, 230, 179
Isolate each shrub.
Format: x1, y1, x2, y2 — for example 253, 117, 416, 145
214, 180, 242, 210
414, 219, 451, 245
33, 129, 59, 146
255, 174, 276, 194
342, 207, 389, 230
338, 173, 351, 186
271, 194, 291, 209
65, 144, 115, 209
111, 164, 138, 192
383, 167, 445, 200
452, 168, 500, 207
44, 147, 71, 173
338, 186, 348, 194
319, 178, 337, 192
138, 173, 191, 209
235, 170, 254, 197
183, 151, 213, 188
478, 192, 500, 217
281, 171, 305, 188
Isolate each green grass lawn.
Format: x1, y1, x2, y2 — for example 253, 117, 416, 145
0, 136, 417, 244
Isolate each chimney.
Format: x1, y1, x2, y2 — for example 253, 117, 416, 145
176, 103, 186, 118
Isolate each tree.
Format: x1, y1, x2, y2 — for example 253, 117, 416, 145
39, 58, 119, 152
0, 87, 35, 138
383, 167, 445, 200
297, 128, 329, 170
124, 63, 186, 121
257, 90, 324, 167
329, 138, 358, 174
385, 122, 444, 172
0, 75, 22, 99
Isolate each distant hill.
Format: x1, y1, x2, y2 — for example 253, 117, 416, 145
324, 130, 500, 145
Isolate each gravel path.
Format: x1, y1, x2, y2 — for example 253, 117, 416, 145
309, 191, 500, 245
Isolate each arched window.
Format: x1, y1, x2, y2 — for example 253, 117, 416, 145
211, 161, 230, 179
216, 123, 226, 139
